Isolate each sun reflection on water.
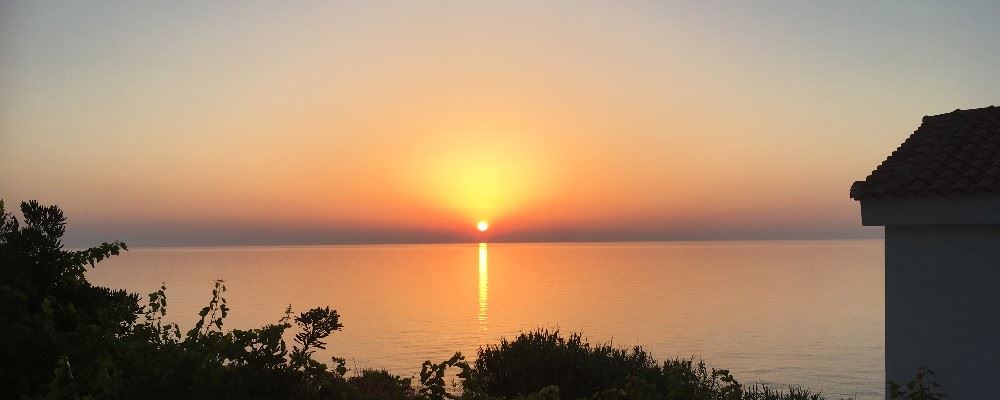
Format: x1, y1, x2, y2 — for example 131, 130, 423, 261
477, 243, 488, 331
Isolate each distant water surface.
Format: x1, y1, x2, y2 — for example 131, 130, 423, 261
89, 240, 884, 399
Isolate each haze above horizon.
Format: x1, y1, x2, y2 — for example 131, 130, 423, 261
3, 1, 999, 246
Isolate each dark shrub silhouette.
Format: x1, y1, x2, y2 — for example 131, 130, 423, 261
0, 200, 365, 399
464, 330, 750, 400
0, 199, 942, 400
888, 367, 945, 400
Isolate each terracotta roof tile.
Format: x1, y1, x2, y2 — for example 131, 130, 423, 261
851, 106, 1000, 200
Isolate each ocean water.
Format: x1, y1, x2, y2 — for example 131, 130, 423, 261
88, 240, 884, 399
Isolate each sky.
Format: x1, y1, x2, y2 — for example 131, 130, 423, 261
2, 1, 999, 246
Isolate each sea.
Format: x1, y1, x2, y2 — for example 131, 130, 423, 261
88, 240, 884, 399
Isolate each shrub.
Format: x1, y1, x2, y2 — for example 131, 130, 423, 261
462, 329, 861, 400
0, 199, 944, 400
349, 369, 416, 400
466, 330, 659, 399
0, 200, 358, 400
888, 367, 945, 400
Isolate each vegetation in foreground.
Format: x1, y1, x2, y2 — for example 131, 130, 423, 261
0, 200, 942, 400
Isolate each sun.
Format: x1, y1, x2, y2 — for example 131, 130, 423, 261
477, 220, 489, 232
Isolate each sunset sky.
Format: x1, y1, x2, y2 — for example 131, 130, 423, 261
2, 1, 999, 246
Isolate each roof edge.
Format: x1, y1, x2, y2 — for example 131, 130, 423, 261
859, 194, 1000, 226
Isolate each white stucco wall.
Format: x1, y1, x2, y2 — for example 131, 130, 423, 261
884, 224, 1000, 398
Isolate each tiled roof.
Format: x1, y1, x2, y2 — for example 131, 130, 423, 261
850, 106, 1000, 200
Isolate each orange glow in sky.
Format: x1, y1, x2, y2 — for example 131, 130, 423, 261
2, 2, 996, 245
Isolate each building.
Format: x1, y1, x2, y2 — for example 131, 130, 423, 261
851, 106, 1000, 397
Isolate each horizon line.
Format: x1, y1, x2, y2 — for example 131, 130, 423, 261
72, 236, 885, 250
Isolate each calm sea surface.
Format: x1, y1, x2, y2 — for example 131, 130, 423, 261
89, 240, 884, 399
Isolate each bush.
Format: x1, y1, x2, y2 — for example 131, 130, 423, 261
466, 330, 660, 399
0, 199, 943, 400
461, 329, 860, 400
0, 200, 359, 399
888, 367, 945, 400
464, 330, 750, 400
349, 369, 416, 400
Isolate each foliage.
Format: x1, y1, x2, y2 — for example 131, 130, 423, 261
742, 386, 826, 400
349, 369, 416, 400
888, 367, 945, 400
461, 329, 843, 400
420, 352, 472, 400
0, 200, 356, 399
0, 199, 945, 400
1, 200, 136, 397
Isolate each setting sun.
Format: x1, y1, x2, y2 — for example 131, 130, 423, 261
5, 2, 996, 397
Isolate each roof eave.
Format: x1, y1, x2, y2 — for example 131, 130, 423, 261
859, 194, 1000, 226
